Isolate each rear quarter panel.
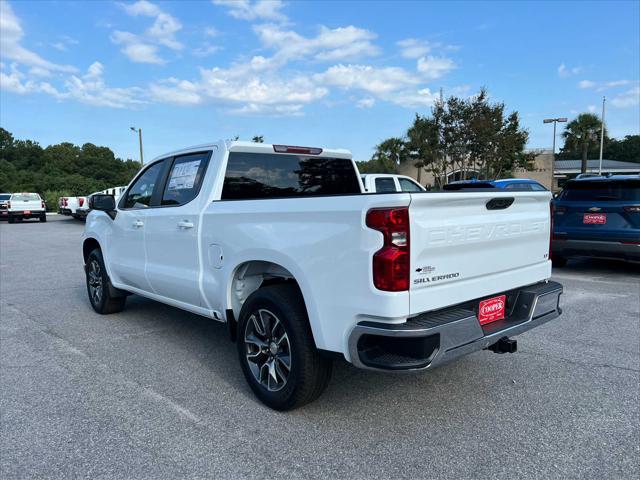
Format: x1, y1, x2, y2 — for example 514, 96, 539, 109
200, 193, 412, 355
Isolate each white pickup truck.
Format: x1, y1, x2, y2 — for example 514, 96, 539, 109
7, 192, 47, 223
83, 141, 563, 410
58, 196, 87, 219
361, 174, 426, 193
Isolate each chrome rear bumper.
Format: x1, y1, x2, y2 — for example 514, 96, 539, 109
348, 280, 563, 371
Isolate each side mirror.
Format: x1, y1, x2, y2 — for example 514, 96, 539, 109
89, 194, 116, 211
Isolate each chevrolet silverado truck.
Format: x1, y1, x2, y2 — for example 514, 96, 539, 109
7, 192, 46, 223
83, 141, 563, 410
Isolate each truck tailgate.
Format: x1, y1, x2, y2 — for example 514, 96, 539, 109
408, 191, 552, 315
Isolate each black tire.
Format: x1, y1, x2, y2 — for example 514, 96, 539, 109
86, 248, 126, 314
40, 214, 47, 222
8, 215, 14, 224
237, 284, 332, 410
552, 256, 568, 268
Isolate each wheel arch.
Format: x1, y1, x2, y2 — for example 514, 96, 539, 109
226, 259, 322, 347
82, 237, 101, 264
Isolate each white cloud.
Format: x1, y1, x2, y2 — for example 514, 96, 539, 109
121, 0, 162, 16
611, 86, 640, 108
417, 56, 455, 80
193, 43, 220, 58
204, 26, 219, 37
397, 39, 431, 59
314, 64, 438, 107
357, 97, 375, 108
254, 24, 379, 64
0, 62, 145, 109
315, 64, 419, 94
587, 104, 597, 113
149, 57, 328, 114
0, 1, 75, 73
113, 1, 182, 64
558, 63, 581, 77
212, 0, 288, 22
50, 35, 79, 52
578, 79, 596, 89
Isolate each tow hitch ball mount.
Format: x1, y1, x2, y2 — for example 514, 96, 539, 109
488, 337, 518, 354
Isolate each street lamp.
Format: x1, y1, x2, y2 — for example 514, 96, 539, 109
130, 127, 144, 166
543, 117, 567, 189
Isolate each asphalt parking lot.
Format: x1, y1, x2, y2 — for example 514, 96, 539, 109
1, 215, 638, 479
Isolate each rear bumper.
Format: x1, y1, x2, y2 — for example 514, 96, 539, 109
553, 238, 640, 262
348, 280, 563, 371
7, 211, 45, 219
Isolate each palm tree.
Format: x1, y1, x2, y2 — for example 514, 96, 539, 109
371, 137, 406, 174
562, 113, 604, 173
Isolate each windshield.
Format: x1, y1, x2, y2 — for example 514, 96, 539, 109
560, 180, 640, 202
11, 193, 40, 201
0, 194, 10, 201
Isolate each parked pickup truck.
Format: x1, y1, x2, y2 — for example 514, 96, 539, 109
361, 174, 426, 193
83, 141, 563, 410
8, 192, 46, 223
59, 196, 87, 219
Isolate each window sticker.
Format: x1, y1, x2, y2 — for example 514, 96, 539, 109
168, 160, 201, 191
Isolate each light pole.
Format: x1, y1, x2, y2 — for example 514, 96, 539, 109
598, 96, 606, 175
130, 127, 144, 166
543, 117, 567, 189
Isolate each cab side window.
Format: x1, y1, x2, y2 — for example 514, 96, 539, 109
375, 177, 397, 193
399, 178, 423, 192
121, 161, 164, 209
161, 152, 210, 206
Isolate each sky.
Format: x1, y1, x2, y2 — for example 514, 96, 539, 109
1, 0, 639, 162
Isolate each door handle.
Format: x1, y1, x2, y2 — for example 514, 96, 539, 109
177, 220, 194, 229
132, 220, 144, 228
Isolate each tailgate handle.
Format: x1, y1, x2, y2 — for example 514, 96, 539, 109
486, 197, 515, 210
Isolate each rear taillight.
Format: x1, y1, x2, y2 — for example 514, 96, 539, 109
366, 207, 410, 292
41, 200, 45, 209
63, 197, 68, 206
624, 205, 640, 213
7, 201, 10, 209
79, 198, 84, 207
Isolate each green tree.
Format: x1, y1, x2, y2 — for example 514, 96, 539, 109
0, 128, 140, 209
252, 135, 264, 143
605, 135, 640, 163
561, 113, 604, 173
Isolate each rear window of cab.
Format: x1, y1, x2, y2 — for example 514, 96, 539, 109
222, 152, 361, 200
559, 180, 640, 202
10, 193, 41, 201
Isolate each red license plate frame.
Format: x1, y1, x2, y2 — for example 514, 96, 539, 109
23, 210, 31, 215
583, 213, 606, 224
478, 295, 506, 325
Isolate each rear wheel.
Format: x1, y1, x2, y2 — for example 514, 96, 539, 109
86, 248, 126, 314
237, 284, 332, 410
40, 213, 47, 222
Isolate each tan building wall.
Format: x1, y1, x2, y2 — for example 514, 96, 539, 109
512, 150, 556, 190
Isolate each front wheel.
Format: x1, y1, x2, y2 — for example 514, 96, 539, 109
86, 249, 126, 314
237, 284, 332, 410
8, 215, 14, 224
